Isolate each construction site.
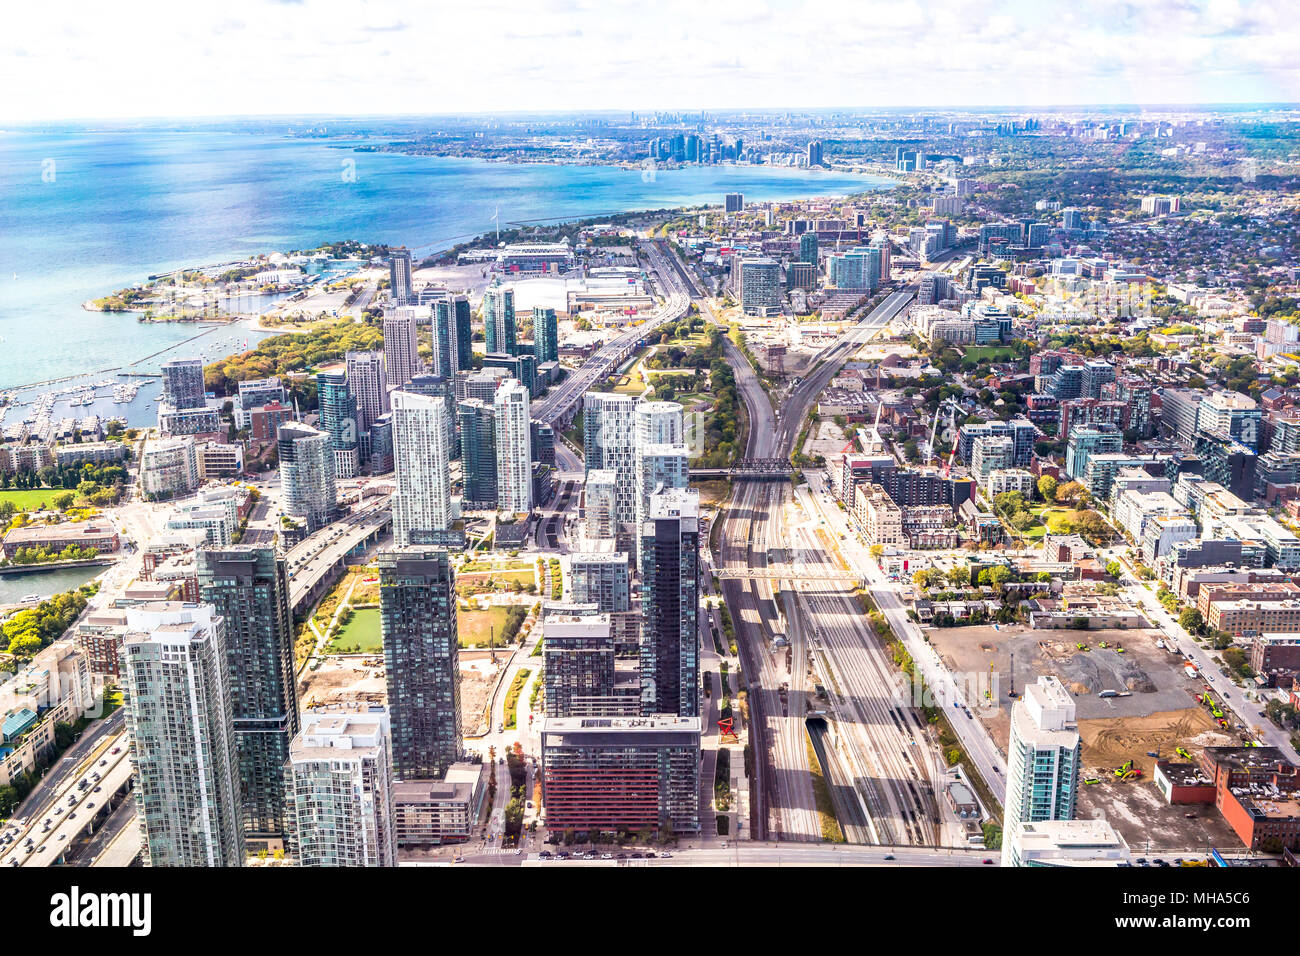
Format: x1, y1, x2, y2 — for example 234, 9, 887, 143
297, 650, 501, 736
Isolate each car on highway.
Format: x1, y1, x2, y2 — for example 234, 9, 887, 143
982, 858, 994, 865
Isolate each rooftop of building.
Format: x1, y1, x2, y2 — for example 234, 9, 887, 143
1155, 760, 1214, 788
1204, 746, 1291, 772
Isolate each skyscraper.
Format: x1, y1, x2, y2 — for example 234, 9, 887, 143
799, 230, 819, 267
533, 306, 559, 365
634, 443, 690, 560
453, 295, 474, 373
389, 247, 413, 306
432, 297, 462, 379
483, 284, 517, 356
391, 389, 454, 545
740, 257, 783, 315
277, 422, 336, 532
285, 709, 397, 867
1002, 676, 1082, 867
316, 368, 360, 479
345, 349, 389, 436
542, 612, 638, 717
639, 489, 700, 718
724, 192, 744, 213
582, 392, 637, 524
806, 139, 824, 167
383, 308, 421, 391
377, 548, 462, 780
119, 603, 245, 867
160, 357, 207, 410
582, 469, 618, 542
494, 378, 533, 514
197, 545, 301, 844
457, 399, 497, 510
568, 551, 631, 613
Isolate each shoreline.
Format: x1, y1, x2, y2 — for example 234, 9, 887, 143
38, 149, 895, 390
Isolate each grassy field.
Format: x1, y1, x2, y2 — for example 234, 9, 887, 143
458, 605, 513, 647
327, 607, 383, 654
961, 345, 1019, 362
0, 490, 63, 510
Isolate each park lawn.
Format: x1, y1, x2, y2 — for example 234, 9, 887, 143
961, 345, 1019, 362
0, 489, 63, 510
1040, 507, 1074, 534
458, 605, 513, 648
328, 607, 383, 654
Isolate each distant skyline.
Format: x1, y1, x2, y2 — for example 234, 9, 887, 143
4, 0, 1300, 122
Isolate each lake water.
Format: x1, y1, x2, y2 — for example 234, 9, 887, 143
0, 129, 892, 389
0, 563, 102, 605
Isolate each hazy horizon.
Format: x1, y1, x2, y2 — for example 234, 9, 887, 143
5, 0, 1299, 123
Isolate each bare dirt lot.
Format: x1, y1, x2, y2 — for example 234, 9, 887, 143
928, 622, 1250, 852
926, 624, 1231, 758
298, 653, 500, 736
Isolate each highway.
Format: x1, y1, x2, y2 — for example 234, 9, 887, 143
286, 497, 393, 611
532, 239, 690, 427
6, 731, 132, 868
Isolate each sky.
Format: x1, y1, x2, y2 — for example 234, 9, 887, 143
3, 0, 1299, 122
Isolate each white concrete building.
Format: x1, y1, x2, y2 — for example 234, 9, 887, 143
285, 709, 397, 867
391, 389, 453, 545
1002, 676, 1081, 868
493, 379, 533, 514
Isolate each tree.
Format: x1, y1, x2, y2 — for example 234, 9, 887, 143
1178, 607, 1204, 634
1056, 480, 1084, 504
1105, 560, 1122, 579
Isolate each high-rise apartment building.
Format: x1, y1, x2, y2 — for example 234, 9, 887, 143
457, 399, 497, 510
453, 295, 473, 372
383, 308, 421, 390
634, 443, 690, 557
533, 306, 559, 365
639, 489, 700, 718
377, 548, 462, 780
494, 378, 533, 514
724, 192, 744, 213
389, 248, 413, 306
316, 368, 360, 479
542, 612, 639, 718
799, 230, 818, 266
391, 389, 454, 545
568, 552, 631, 613
277, 423, 336, 532
582, 469, 619, 542
160, 357, 207, 410
119, 603, 245, 867
285, 709, 397, 867
1002, 676, 1081, 867
740, 257, 783, 315
582, 392, 637, 524
197, 546, 300, 843
431, 297, 462, 379
483, 284, 517, 356
345, 350, 389, 437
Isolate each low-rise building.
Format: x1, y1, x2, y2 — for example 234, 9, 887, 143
1, 522, 119, 559
392, 763, 488, 846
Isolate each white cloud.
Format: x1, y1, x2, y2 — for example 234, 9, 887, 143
0, 0, 1297, 121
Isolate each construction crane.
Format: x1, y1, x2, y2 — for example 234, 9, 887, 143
925, 397, 962, 469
